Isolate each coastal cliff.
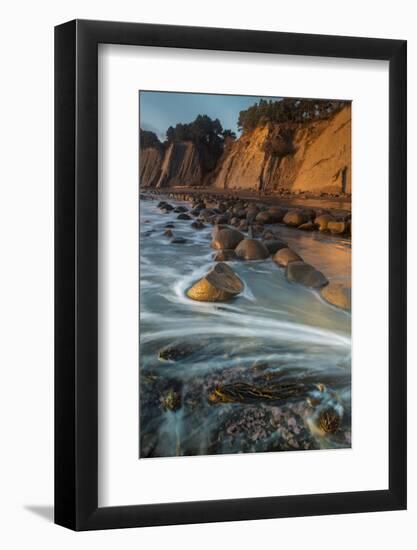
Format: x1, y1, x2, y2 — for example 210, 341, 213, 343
212, 105, 351, 194
140, 105, 351, 195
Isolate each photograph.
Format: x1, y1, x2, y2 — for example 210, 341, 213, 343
139, 91, 352, 458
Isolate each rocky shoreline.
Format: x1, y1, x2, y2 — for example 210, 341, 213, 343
141, 189, 351, 311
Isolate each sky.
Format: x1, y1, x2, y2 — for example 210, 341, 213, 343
139, 91, 283, 141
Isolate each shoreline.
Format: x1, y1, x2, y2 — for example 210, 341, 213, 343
142, 185, 352, 214
140, 191, 351, 311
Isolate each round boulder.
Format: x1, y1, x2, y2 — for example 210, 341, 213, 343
267, 206, 287, 223
283, 209, 309, 227
235, 239, 270, 260
177, 213, 192, 220
286, 261, 328, 289
321, 281, 351, 310
327, 221, 347, 234
273, 247, 302, 267
314, 214, 335, 231
211, 228, 244, 250
186, 262, 244, 302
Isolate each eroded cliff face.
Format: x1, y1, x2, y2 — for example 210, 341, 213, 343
139, 105, 351, 194
212, 105, 351, 194
140, 147, 164, 187
140, 141, 204, 188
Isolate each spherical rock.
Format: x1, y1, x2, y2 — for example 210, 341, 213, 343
273, 247, 302, 267
211, 228, 244, 250
321, 281, 351, 310
186, 262, 244, 302
235, 238, 270, 260
212, 224, 228, 239
314, 214, 335, 231
286, 261, 328, 288
327, 221, 347, 234
283, 209, 309, 227
267, 206, 287, 223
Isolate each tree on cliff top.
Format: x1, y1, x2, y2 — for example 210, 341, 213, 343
238, 97, 349, 133
165, 115, 236, 170
139, 128, 163, 150
165, 115, 235, 145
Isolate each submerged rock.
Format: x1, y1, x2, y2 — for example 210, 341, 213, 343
208, 381, 313, 405
187, 262, 244, 302
191, 220, 205, 230
160, 381, 183, 412
273, 247, 302, 267
235, 238, 269, 260
159, 342, 199, 362
321, 281, 351, 310
177, 213, 192, 220
286, 261, 328, 288
211, 228, 244, 250
318, 408, 342, 433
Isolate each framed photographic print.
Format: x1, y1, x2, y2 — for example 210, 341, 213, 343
55, 20, 407, 530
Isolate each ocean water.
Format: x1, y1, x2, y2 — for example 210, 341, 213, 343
139, 196, 351, 458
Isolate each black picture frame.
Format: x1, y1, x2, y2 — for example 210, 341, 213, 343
55, 19, 407, 531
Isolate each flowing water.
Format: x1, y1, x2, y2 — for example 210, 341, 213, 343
139, 196, 351, 458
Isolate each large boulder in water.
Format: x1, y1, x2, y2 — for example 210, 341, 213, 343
283, 209, 310, 227
235, 239, 269, 260
212, 224, 228, 238
267, 206, 287, 223
211, 228, 244, 250
273, 247, 302, 267
321, 281, 351, 310
186, 262, 244, 302
286, 261, 328, 288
